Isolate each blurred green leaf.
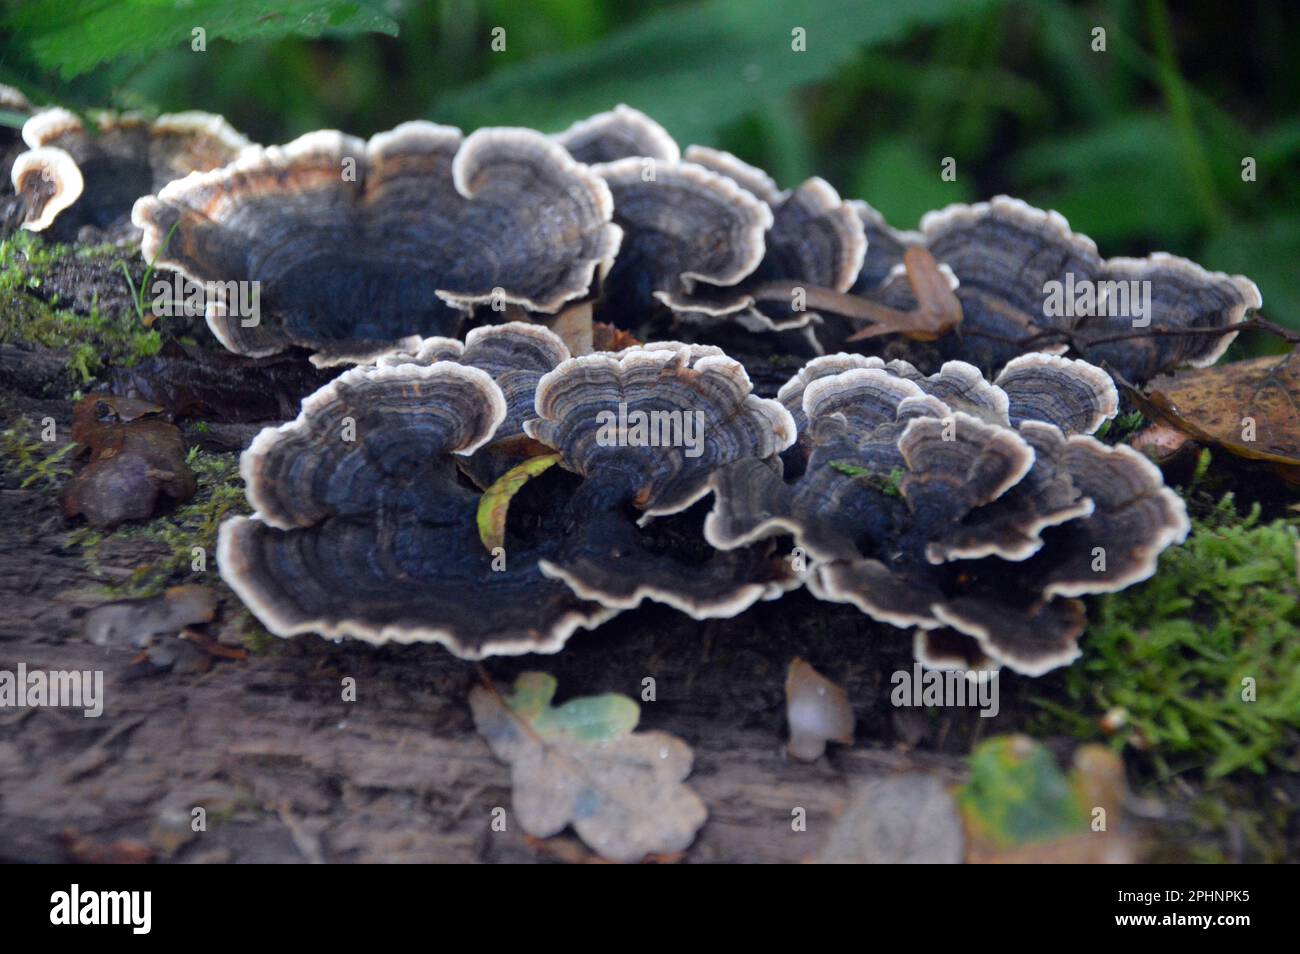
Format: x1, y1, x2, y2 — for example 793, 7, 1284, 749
1013, 115, 1205, 244
434, 0, 992, 146
6, 0, 399, 79
852, 138, 973, 225
715, 98, 815, 189
501, 672, 642, 743
1202, 217, 1300, 329
957, 735, 1088, 849
484, 0, 605, 63
845, 53, 1050, 121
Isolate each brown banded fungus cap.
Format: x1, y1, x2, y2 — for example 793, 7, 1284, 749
553, 109, 770, 323
0, 85, 32, 118
521, 343, 799, 617
838, 196, 1260, 382
12, 108, 250, 234
0, 85, 34, 166
556, 110, 864, 336
677, 147, 866, 332
676, 184, 868, 335
681, 146, 782, 206
374, 322, 572, 486
553, 104, 680, 165
218, 361, 617, 657
706, 352, 1188, 676
133, 123, 621, 365
589, 156, 772, 321
0, 85, 35, 230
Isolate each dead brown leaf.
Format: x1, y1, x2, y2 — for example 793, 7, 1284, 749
1130, 354, 1300, 482
592, 322, 640, 352
57, 829, 155, 864
844, 247, 964, 342
62, 394, 196, 527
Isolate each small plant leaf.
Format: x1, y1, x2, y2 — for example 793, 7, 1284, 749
957, 735, 1087, 849
476, 453, 561, 553
829, 460, 870, 477
8, 0, 399, 79
957, 735, 1137, 863
829, 461, 904, 496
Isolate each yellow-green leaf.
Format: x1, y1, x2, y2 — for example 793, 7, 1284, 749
476, 453, 561, 554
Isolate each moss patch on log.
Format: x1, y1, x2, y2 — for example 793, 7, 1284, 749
68, 447, 246, 599
0, 231, 162, 384
1036, 494, 1300, 779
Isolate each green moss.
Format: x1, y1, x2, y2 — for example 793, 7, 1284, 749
829, 461, 904, 496
0, 417, 76, 488
0, 232, 162, 383
1036, 495, 1300, 778
75, 448, 247, 599
239, 613, 276, 655
0, 230, 69, 286
1095, 409, 1144, 444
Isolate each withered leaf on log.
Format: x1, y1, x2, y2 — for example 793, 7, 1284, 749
62, 394, 195, 528
1127, 355, 1300, 483
470, 672, 707, 863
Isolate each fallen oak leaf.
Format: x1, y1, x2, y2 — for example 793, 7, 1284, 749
1118, 355, 1300, 483
476, 453, 562, 553
958, 734, 1087, 853
470, 672, 707, 863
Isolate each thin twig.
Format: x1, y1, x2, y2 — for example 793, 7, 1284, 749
1019, 315, 1299, 351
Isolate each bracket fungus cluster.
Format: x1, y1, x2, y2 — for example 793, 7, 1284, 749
12, 107, 250, 235
219, 341, 618, 658
115, 103, 1259, 387
11, 100, 1242, 677
219, 325, 797, 657
563, 107, 866, 337
541, 106, 1255, 385
842, 196, 1262, 380
133, 123, 620, 365
218, 321, 1188, 676
706, 351, 1189, 675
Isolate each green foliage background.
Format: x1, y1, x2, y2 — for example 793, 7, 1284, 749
1, 0, 1296, 326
